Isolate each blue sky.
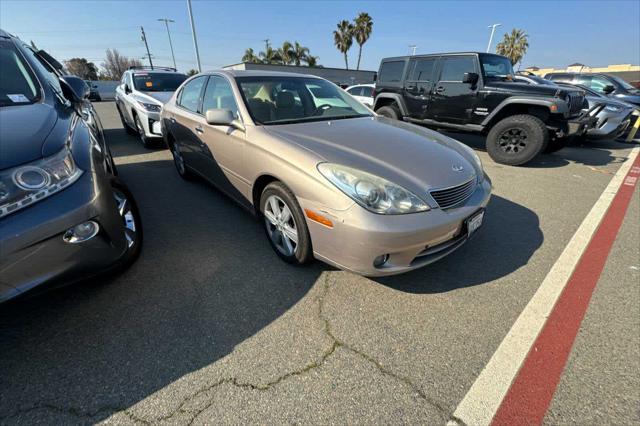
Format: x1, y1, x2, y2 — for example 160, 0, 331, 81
1, 0, 638, 73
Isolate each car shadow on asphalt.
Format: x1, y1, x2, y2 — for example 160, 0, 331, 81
375, 193, 543, 294
103, 128, 167, 158
443, 131, 632, 169
0, 156, 327, 422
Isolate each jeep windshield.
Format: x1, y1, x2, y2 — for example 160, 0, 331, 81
480, 55, 515, 81
236, 76, 371, 125
0, 40, 40, 107
133, 72, 187, 92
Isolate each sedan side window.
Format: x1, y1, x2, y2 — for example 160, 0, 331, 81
178, 76, 206, 113
347, 87, 362, 96
202, 76, 239, 117
361, 86, 373, 97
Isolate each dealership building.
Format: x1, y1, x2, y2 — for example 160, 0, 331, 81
222, 62, 377, 86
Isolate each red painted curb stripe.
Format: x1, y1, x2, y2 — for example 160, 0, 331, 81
491, 155, 640, 426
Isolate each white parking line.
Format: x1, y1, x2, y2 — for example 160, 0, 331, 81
448, 146, 640, 426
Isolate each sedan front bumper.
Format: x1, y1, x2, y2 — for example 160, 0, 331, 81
0, 171, 127, 302
301, 177, 492, 277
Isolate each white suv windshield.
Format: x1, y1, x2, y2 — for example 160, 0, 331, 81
0, 41, 39, 107
133, 72, 187, 92
236, 76, 371, 125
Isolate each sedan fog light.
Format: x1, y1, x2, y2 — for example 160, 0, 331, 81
63, 221, 99, 244
373, 254, 390, 268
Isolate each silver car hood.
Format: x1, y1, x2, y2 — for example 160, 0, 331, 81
265, 116, 478, 198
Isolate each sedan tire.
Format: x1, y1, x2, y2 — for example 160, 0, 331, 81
110, 179, 143, 269
170, 140, 195, 181
260, 182, 313, 265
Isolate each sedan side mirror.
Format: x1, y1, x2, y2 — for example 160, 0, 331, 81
60, 75, 89, 101
463, 72, 479, 85
206, 108, 245, 131
603, 84, 615, 94
124, 84, 131, 94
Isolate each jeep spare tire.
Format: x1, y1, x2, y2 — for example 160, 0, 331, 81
486, 114, 549, 166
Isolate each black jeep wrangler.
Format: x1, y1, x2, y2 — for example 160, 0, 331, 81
373, 52, 594, 165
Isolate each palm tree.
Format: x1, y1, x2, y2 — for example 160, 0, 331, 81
278, 41, 294, 65
496, 28, 529, 68
242, 48, 260, 63
353, 12, 373, 70
291, 42, 310, 66
304, 55, 320, 67
259, 46, 282, 64
333, 20, 354, 69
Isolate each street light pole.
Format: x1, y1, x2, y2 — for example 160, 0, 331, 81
486, 23, 502, 53
408, 44, 417, 55
158, 18, 177, 70
187, 0, 202, 72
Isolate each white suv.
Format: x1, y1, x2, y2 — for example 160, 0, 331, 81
115, 67, 187, 148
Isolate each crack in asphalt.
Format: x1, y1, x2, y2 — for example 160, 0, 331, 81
162, 272, 449, 424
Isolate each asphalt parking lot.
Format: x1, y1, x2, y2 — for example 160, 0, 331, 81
0, 101, 638, 425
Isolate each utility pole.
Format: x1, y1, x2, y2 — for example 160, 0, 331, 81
408, 44, 417, 55
187, 0, 202, 72
486, 23, 502, 53
158, 18, 177, 69
140, 26, 154, 69
263, 38, 270, 51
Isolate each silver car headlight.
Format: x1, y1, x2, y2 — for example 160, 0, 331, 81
318, 163, 429, 214
137, 101, 161, 112
0, 146, 83, 218
604, 105, 621, 112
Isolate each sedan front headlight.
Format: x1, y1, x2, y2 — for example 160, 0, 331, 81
317, 163, 429, 214
0, 146, 83, 218
137, 101, 162, 112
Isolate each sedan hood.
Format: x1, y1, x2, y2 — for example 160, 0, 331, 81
0, 103, 58, 170
137, 91, 174, 105
266, 117, 478, 200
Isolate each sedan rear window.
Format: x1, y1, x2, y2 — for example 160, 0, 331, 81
0, 41, 39, 107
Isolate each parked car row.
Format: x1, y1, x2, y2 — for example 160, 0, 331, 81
2, 30, 635, 303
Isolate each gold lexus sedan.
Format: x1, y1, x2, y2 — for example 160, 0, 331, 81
161, 71, 491, 276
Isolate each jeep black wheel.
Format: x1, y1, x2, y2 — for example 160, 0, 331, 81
486, 114, 548, 166
376, 105, 401, 120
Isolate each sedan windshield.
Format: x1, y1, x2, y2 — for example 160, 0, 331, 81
0, 41, 40, 107
480, 55, 515, 81
609, 75, 637, 91
133, 72, 187, 92
236, 76, 371, 125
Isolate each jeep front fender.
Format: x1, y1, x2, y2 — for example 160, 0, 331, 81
481, 97, 569, 126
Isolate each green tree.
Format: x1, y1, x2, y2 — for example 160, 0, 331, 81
186, 69, 198, 76
304, 55, 320, 67
242, 48, 260, 63
353, 12, 373, 70
278, 41, 294, 65
291, 42, 310, 66
496, 28, 530, 68
259, 46, 282, 64
333, 20, 354, 69
64, 58, 99, 80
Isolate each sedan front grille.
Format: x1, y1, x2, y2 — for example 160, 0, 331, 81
430, 177, 477, 209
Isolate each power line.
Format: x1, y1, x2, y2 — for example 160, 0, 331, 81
158, 18, 177, 69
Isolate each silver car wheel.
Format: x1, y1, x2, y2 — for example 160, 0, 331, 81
171, 143, 186, 175
113, 188, 138, 248
263, 194, 298, 257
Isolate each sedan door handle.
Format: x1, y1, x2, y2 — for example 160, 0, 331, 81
195, 125, 204, 134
